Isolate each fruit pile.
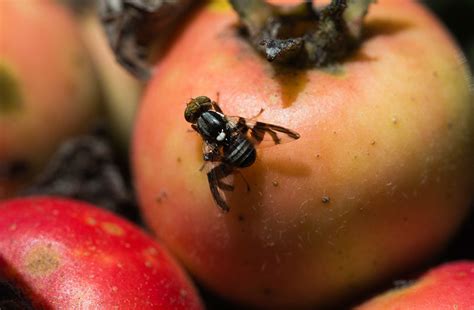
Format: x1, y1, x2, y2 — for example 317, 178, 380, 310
1, 0, 473, 309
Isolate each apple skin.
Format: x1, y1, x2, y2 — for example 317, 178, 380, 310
132, 0, 473, 308
355, 261, 474, 309
0, 196, 204, 309
0, 0, 100, 197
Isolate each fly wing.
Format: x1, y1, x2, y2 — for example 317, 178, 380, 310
226, 116, 300, 148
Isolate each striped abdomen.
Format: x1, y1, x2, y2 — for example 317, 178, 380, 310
223, 135, 256, 168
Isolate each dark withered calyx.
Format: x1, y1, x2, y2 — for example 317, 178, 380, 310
230, 0, 374, 67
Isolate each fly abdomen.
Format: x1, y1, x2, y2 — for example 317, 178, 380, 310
197, 111, 227, 141
224, 135, 256, 168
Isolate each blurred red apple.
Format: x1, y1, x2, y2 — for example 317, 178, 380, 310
0, 197, 204, 309
132, 0, 473, 308
355, 261, 474, 309
0, 0, 100, 197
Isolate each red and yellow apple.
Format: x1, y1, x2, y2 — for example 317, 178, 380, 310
0, 0, 100, 197
355, 261, 474, 309
132, 0, 473, 308
0, 197, 204, 309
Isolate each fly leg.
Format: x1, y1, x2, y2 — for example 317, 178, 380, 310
207, 164, 234, 212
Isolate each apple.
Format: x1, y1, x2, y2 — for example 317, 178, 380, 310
0, 196, 204, 309
0, 0, 100, 197
75, 8, 143, 153
132, 0, 473, 308
355, 261, 474, 309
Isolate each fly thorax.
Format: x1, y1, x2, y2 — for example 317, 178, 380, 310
197, 111, 228, 142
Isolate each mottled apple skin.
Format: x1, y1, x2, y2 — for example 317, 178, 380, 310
0, 197, 204, 310
132, 0, 473, 308
356, 261, 474, 310
0, 0, 99, 197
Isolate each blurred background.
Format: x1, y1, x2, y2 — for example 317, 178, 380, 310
425, 0, 474, 72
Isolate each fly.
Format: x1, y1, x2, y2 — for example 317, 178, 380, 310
184, 96, 300, 212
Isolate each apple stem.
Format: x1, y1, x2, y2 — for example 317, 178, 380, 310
229, 0, 374, 66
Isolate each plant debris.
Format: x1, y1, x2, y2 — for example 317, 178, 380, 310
20, 133, 137, 219
230, 0, 374, 67
98, 0, 196, 79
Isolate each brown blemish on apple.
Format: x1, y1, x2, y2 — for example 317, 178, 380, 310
273, 66, 308, 108
272, 180, 279, 187
0, 62, 22, 113
101, 222, 124, 236
156, 191, 168, 204
24, 244, 60, 277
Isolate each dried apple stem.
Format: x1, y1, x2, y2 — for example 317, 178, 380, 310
230, 0, 374, 66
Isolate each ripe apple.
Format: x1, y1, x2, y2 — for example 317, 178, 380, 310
355, 261, 474, 309
132, 0, 473, 308
0, 196, 204, 309
0, 0, 100, 197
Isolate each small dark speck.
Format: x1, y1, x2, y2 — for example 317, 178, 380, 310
176, 157, 182, 163
315, 154, 320, 159
272, 180, 279, 187
155, 191, 168, 204
370, 140, 376, 145
238, 214, 245, 222
333, 131, 337, 135
432, 71, 438, 78
322, 195, 330, 204
403, 216, 408, 222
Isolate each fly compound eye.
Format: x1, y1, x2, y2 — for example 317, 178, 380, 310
194, 96, 211, 105
184, 102, 199, 123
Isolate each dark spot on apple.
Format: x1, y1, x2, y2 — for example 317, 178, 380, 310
156, 191, 168, 204
0, 63, 22, 113
238, 214, 245, 222
272, 180, 279, 187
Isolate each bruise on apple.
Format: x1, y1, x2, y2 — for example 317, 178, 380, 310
230, 0, 374, 66
24, 244, 61, 277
